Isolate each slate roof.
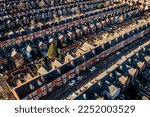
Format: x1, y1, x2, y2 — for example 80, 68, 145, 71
21, 28, 32, 36
111, 39, 118, 46
114, 71, 127, 85
103, 41, 112, 50
126, 64, 137, 77
94, 46, 104, 55
83, 50, 95, 61
0, 46, 6, 54
14, 69, 60, 99
65, 53, 74, 62
0, 36, 8, 42
52, 60, 63, 68
81, 42, 94, 51
73, 56, 86, 67
75, 83, 103, 100
117, 36, 123, 43
38, 65, 49, 75
14, 75, 48, 99
32, 26, 41, 33
59, 62, 75, 75
126, 58, 137, 68
116, 62, 129, 76
41, 24, 50, 30
49, 69, 61, 81
132, 52, 143, 61
105, 81, 119, 97
128, 30, 134, 37
0, 57, 7, 66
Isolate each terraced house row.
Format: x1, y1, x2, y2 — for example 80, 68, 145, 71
0, 3, 143, 74
0, 3, 140, 46
73, 42, 150, 100
5, 21, 150, 100
0, 0, 107, 32
0, 0, 149, 100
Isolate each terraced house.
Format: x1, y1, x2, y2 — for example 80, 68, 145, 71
0, 0, 149, 100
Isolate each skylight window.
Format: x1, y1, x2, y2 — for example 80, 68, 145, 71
30, 84, 35, 90
37, 80, 42, 86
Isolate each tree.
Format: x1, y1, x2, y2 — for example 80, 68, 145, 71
47, 43, 59, 59
58, 54, 64, 61
97, 3, 104, 9
105, 1, 111, 7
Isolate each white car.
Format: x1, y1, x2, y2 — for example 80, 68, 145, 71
76, 76, 83, 81
116, 51, 121, 55
90, 66, 96, 72
69, 80, 76, 86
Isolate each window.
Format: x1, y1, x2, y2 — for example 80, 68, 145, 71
28, 94, 32, 99
42, 91, 47, 96
62, 74, 66, 79
32, 91, 37, 97
41, 86, 46, 92
69, 75, 72, 79
57, 77, 61, 81
47, 83, 52, 88
34, 96, 39, 100
63, 79, 67, 84
41, 76, 45, 82
30, 84, 35, 90
72, 73, 75, 78
57, 81, 62, 86
76, 67, 79, 74
38, 93, 42, 98
97, 58, 99, 62
37, 80, 42, 86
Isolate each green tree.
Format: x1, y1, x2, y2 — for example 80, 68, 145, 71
47, 43, 59, 59
58, 54, 64, 61
104, 1, 111, 7
97, 3, 104, 9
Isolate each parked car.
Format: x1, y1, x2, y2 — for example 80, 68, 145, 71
76, 76, 83, 81
116, 51, 121, 55
90, 66, 96, 72
69, 80, 76, 86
